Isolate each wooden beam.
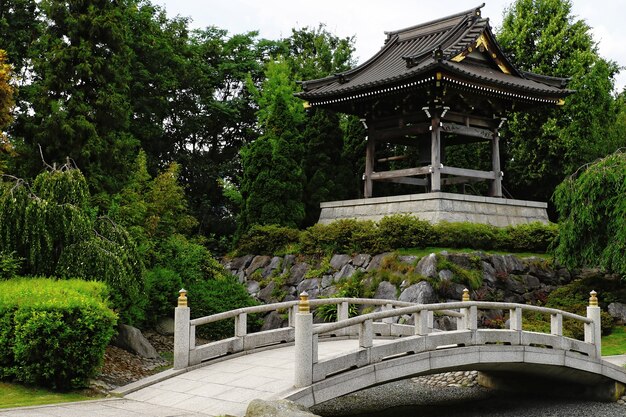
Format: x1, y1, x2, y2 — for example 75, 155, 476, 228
441, 111, 497, 129
489, 130, 503, 197
370, 166, 431, 180
441, 122, 493, 140
377, 177, 428, 186
377, 155, 408, 163
377, 136, 424, 146
431, 117, 441, 191
364, 135, 375, 198
441, 176, 485, 185
440, 166, 495, 180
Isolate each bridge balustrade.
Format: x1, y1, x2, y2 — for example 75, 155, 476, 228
173, 288, 602, 390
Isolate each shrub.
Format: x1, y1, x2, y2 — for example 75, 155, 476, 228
0, 278, 116, 390
188, 275, 259, 340
0, 251, 22, 280
377, 214, 433, 250
235, 224, 301, 256
145, 267, 183, 323
501, 222, 558, 253
434, 222, 499, 250
300, 219, 379, 254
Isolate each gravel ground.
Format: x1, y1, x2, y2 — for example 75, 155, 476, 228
311, 379, 626, 417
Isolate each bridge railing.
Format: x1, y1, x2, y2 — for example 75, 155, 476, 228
293, 289, 602, 387
173, 292, 448, 369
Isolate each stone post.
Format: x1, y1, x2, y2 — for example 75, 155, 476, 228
509, 307, 522, 331
294, 292, 313, 388
235, 313, 247, 337
174, 288, 190, 370
414, 310, 430, 336
585, 290, 602, 358
360, 319, 373, 348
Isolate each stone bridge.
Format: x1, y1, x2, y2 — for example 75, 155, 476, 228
116, 290, 626, 417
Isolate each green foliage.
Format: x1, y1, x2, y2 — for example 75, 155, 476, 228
315, 273, 363, 322
436, 254, 483, 290
497, 0, 622, 206
377, 214, 433, 250
0, 168, 146, 324
0, 252, 22, 280
144, 267, 183, 323
434, 222, 501, 250
235, 224, 301, 256
554, 151, 626, 277
300, 219, 379, 255
501, 222, 558, 253
188, 275, 258, 340
0, 278, 116, 390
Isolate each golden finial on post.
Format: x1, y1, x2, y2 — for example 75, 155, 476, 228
178, 288, 188, 307
298, 291, 310, 313
589, 290, 598, 307
462, 288, 470, 302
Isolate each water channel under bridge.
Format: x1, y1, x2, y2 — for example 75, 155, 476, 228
113, 291, 626, 417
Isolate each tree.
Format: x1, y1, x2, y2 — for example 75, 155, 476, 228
239, 58, 307, 232
497, 0, 621, 209
553, 150, 626, 277
13, 0, 139, 199
0, 49, 15, 174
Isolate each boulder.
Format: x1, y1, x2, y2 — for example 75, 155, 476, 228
155, 317, 175, 336
334, 264, 356, 281
399, 281, 437, 304
257, 281, 276, 303
523, 274, 541, 290
262, 256, 283, 278
330, 254, 352, 271
482, 261, 497, 286
445, 253, 475, 270
321, 274, 334, 289
112, 324, 159, 359
504, 255, 525, 274
415, 253, 438, 279
245, 255, 272, 276
245, 399, 320, 417
374, 281, 398, 300
608, 302, 626, 323
288, 262, 310, 285
352, 254, 371, 268
489, 255, 508, 277
398, 255, 418, 265
367, 253, 392, 271
225, 254, 254, 273
261, 311, 286, 331
246, 280, 260, 295
297, 278, 320, 299
282, 255, 296, 274
505, 275, 527, 294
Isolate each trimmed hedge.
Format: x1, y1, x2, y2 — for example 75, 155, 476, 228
0, 278, 117, 390
235, 215, 557, 256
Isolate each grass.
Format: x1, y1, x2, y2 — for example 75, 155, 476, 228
602, 326, 626, 356
396, 246, 552, 259
0, 382, 97, 409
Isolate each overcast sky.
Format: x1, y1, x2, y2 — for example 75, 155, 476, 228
157, 0, 625, 92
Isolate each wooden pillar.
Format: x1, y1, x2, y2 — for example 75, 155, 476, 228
364, 133, 375, 198
430, 116, 441, 192
489, 129, 502, 197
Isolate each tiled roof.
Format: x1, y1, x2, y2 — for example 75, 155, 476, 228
297, 4, 571, 102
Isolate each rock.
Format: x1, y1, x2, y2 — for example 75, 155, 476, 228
297, 278, 320, 299
523, 274, 541, 290
374, 281, 398, 300
482, 261, 497, 285
334, 264, 356, 281
367, 253, 392, 271
321, 275, 334, 289
225, 255, 254, 272
263, 256, 283, 278
608, 302, 626, 323
330, 254, 352, 271
490, 255, 508, 277
261, 311, 286, 331
398, 255, 418, 265
557, 268, 572, 283
155, 317, 175, 336
434, 316, 456, 331
245, 255, 272, 276
246, 280, 260, 295
438, 269, 453, 281
352, 254, 371, 268
445, 253, 474, 270
235, 270, 246, 284
504, 255, 525, 274
289, 262, 310, 285
112, 324, 159, 359
505, 275, 527, 294
282, 255, 296, 274
415, 253, 438, 279
257, 281, 276, 303
399, 281, 437, 304
320, 285, 337, 297
245, 399, 320, 417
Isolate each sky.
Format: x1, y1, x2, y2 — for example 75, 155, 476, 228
157, 0, 626, 92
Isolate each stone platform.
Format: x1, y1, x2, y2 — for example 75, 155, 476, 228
318, 192, 548, 227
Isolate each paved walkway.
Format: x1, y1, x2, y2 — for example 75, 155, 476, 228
0, 344, 624, 417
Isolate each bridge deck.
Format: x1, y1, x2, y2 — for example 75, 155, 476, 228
125, 339, 393, 417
